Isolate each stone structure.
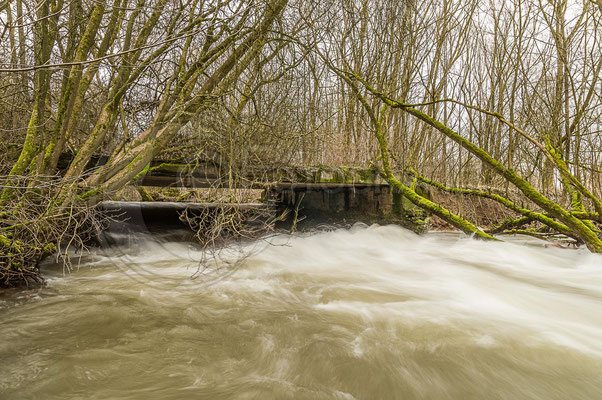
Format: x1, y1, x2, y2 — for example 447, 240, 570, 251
265, 167, 430, 232
104, 162, 431, 233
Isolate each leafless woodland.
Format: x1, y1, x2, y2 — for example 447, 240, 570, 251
1, 0, 602, 285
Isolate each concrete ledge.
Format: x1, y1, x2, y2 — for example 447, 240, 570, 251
99, 201, 266, 212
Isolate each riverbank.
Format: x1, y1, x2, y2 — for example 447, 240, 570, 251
2, 174, 596, 289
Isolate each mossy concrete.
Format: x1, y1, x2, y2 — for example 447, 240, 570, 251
271, 178, 431, 233
125, 161, 432, 232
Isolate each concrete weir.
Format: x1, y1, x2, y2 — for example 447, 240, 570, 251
99, 201, 268, 223
97, 201, 271, 243
98, 163, 431, 236
259, 166, 431, 232
269, 182, 430, 232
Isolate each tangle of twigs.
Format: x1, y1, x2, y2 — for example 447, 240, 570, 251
0, 175, 107, 288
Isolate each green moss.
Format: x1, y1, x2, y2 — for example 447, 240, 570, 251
137, 186, 154, 202
357, 166, 378, 183
133, 162, 151, 181
79, 186, 102, 200
289, 165, 383, 184
0, 234, 23, 253
43, 243, 57, 255
0, 234, 12, 248
149, 162, 194, 174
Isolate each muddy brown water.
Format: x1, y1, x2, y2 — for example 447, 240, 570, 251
1, 225, 601, 399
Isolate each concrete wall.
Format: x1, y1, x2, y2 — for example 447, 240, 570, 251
272, 184, 430, 233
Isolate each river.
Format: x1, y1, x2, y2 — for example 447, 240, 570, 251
1, 224, 601, 399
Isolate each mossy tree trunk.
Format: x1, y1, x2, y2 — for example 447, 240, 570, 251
347, 73, 602, 252
332, 67, 496, 240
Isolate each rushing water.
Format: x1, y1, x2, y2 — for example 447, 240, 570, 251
1, 224, 602, 399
